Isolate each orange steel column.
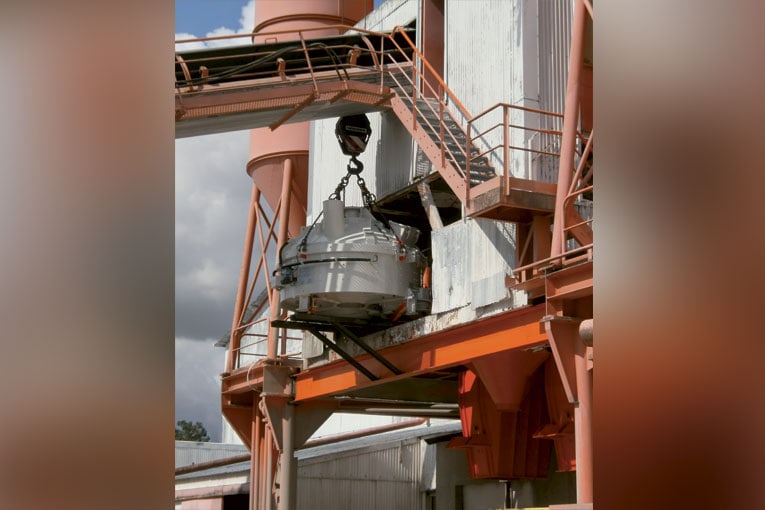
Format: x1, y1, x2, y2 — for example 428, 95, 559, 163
250, 406, 263, 510
264, 429, 274, 510
267, 158, 293, 360
228, 184, 260, 372
550, 0, 587, 257
574, 339, 593, 503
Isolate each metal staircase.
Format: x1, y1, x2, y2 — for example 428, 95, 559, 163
175, 25, 579, 230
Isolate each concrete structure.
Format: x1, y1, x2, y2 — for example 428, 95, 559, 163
175, 0, 594, 508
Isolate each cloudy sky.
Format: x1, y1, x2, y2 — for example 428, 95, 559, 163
174, 0, 385, 443
175, 0, 256, 442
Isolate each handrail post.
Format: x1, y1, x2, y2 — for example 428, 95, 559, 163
298, 30, 318, 96
439, 84, 445, 168
379, 34, 385, 90
465, 124, 472, 206
411, 61, 417, 130
503, 105, 510, 196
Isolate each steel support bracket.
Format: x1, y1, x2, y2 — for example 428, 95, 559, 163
272, 318, 402, 381
260, 364, 297, 452
543, 315, 583, 405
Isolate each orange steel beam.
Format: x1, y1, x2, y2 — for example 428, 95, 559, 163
545, 260, 593, 303
292, 304, 548, 401
177, 78, 390, 117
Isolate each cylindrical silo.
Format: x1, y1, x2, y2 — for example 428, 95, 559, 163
246, 0, 374, 237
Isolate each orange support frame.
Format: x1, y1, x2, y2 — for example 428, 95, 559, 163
292, 304, 548, 402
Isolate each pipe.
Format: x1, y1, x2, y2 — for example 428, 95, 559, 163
251, 410, 263, 510
264, 429, 274, 510
279, 403, 297, 510
299, 418, 427, 449
579, 318, 593, 347
175, 482, 249, 503
422, 266, 431, 289
268, 158, 294, 360
389, 301, 407, 321
416, 181, 443, 230
175, 453, 251, 476
574, 339, 593, 503
550, 0, 587, 257
228, 184, 261, 372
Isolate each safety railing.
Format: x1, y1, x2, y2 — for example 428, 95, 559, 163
175, 25, 415, 97
226, 184, 305, 372
378, 27, 477, 191
466, 103, 566, 202
509, 131, 594, 285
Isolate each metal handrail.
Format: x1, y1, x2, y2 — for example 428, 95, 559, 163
388, 26, 472, 122
511, 243, 594, 284
379, 31, 476, 185
377, 51, 468, 179
466, 103, 565, 194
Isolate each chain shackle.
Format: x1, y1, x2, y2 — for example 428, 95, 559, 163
347, 156, 364, 175
327, 156, 376, 207
355, 175, 377, 207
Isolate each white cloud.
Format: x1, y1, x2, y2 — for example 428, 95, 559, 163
178, 257, 229, 301
240, 0, 256, 32
174, 0, 257, 442
174, 130, 251, 339
175, 0, 255, 51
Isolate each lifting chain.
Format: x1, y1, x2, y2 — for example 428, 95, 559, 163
328, 156, 377, 207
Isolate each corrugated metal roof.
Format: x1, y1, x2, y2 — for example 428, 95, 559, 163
175, 423, 461, 481
295, 422, 461, 510
295, 421, 461, 460
175, 441, 249, 480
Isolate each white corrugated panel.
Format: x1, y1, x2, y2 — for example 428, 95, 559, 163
431, 220, 470, 313
376, 110, 415, 198
175, 442, 248, 469
445, 0, 541, 180
297, 437, 424, 510
431, 218, 515, 313
307, 116, 378, 222
356, 0, 418, 33
470, 219, 515, 308
536, 0, 572, 182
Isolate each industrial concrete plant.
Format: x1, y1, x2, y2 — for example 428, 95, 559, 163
175, 0, 593, 508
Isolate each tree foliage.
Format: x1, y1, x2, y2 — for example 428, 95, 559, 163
175, 420, 210, 442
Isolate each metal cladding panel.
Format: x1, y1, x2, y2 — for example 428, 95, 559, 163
357, 0, 418, 199
470, 219, 515, 308
308, 116, 378, 221
296, 438, 424, 510
432, 218, 515, 313
537, 0, 572, 182
444, 0, 515, 175
356, 0, 418, 32
446, 0, 515, 115
175, 442, 248, 469
376, 110, 415, 198
431, 220, 470, 313
308, 115, 411, 220
444, 0, 548, 181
